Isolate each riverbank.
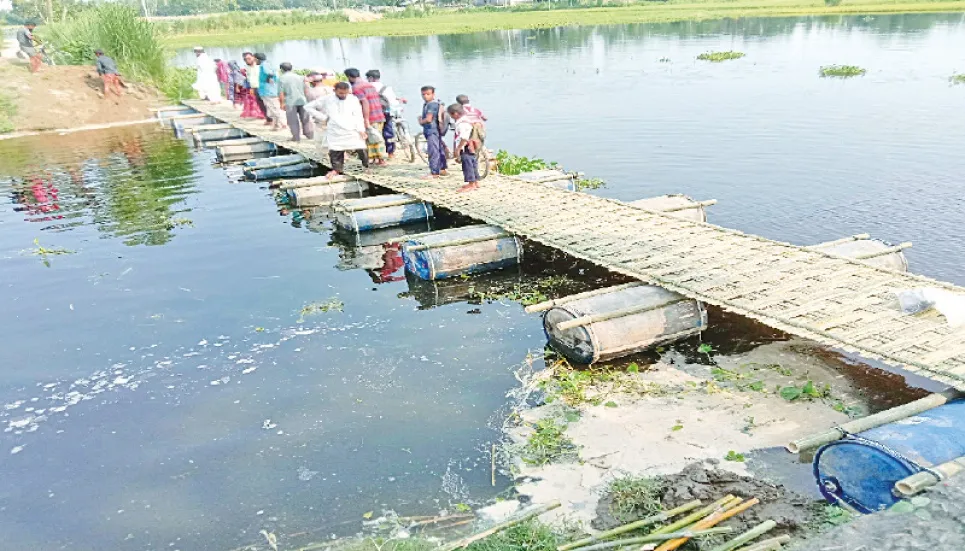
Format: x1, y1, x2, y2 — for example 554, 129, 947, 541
164, 0, 965, 48
0, 57, 167, 134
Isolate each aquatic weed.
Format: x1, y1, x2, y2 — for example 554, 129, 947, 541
820, 65, 867, 78
949, 73, 965, 85
697, 51, 745, 62
522, 417, 579, 465
603, 474, 665, 522
575, 177, 606, 191
299, 297, 344, 321
494, 150, 558, 176
27, 238, 75, 267
724, 450, 746, 462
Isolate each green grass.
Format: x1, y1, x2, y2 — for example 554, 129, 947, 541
0, 90, 17, 134
163, 0, 965, 48
521, 418, 579, 466
603, 474, 665, 522
697, 50, 746, 62
40, 4, 192, 101
820, 64, 867, 77
153, 9, 348, 35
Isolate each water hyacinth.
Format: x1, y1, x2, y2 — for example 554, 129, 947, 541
697, 51, 745, 62
820, 65, 867, 78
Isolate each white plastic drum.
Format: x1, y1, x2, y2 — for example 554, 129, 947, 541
810, 238, 908, 272
544, 285, 707, 364
629, 195, 708, 223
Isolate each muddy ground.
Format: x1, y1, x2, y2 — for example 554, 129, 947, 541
0, 57, 164, 133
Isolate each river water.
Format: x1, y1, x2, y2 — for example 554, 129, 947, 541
2, 13, 964, 551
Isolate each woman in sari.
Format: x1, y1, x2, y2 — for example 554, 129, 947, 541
216, 59, 232, 103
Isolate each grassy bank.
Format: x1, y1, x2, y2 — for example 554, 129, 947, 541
165, 0, 965, 47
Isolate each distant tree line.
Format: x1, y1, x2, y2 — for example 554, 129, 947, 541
3, 0, 403, 23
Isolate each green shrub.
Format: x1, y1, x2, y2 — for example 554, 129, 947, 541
0, 91, 17, 134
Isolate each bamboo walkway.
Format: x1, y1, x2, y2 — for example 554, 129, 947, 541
182, 100, 965, 390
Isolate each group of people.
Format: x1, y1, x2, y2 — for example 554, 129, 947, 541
194, 50, 488, 192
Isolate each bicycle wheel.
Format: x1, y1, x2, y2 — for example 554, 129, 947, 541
478, 148, 491, 180
396, 124, 415, 163
414, 133, 429, 165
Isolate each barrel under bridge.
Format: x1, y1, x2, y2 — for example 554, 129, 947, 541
181, 100, 965, 390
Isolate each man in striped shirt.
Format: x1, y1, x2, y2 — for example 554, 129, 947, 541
345, 68, 387, 166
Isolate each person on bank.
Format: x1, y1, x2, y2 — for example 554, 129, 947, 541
419, 85, 448, 179
17, 21, 42, 74
448, 104, 481, 193
278, 62, 313, 142
94, 49, 123, 99
345, 68, 387, 166
305, 81, 369, 179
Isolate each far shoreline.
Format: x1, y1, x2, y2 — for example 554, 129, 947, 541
162, 0, 965, 48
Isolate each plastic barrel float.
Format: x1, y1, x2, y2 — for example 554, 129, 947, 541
244, 163, 314, 181
533, 283, 707, 364
813, 400, 965, 513
808, 235, 910, 272
155, 107, 197, 124
402, 225, 522, 281
287, 180, 368, 208
243, 154, 308, 170
333, 194, 433, 233
216, 142, 277, 164
194, 128, 248, 144
628, 194, 715, 223
510, 169, 577, 191
171, 115, 217, 137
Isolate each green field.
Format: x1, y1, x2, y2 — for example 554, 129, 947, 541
164, 0, 965, 48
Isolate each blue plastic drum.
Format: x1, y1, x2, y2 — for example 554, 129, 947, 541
243, 154, 306, 169
402, 225, 521, 281
814, 400, 965, 513
334, 194, 433, 232
244, 162, 314, 181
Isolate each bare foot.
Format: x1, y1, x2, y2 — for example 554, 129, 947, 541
420, 174, 440, 181
440, 170, 449, 177
457, 182, 479, 193
324, 170, 341, 180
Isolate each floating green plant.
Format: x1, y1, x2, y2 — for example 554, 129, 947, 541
820, 65, 867, 78
521, 417, 579, 466
27, 238, 75, 267
299, 297, 344, 321
576, 177, 606, 191
697, 51, 745, 62
949, 73, 965, 85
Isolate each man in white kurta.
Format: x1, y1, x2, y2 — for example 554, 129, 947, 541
305, 81, 369, 178
192, 47, 222, 102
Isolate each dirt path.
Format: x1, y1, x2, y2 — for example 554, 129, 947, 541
0, 56, 168, 134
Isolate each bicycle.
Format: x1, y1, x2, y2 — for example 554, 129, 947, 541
387, 104, 417, 163
414, 131, 491, 179
17, 44, 55, 66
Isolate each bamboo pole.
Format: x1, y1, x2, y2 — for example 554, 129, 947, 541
555, 296, 688, 331
561, 527, 734, 551
440, 501, 561, 551
525, 283, 644, 314
805, 234, 870, 248
167, 113, 212, 120
557, 500, 702, 551
277, 175, 357, 189
709, 520, 777, 551
662, 200, 718, 213
191, 123, 235, 132
336, 198, 421, 212
894, 455, 965, 496
733, 535, 791, 551
654, 498, 759, 551
854, 242, 912, 260
647, 496, 736, 537
405, 233, 513, 253
786, 389, 961, 453
150, 106, 189, 112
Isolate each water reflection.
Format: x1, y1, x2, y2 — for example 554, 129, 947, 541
2, 129, 197, 246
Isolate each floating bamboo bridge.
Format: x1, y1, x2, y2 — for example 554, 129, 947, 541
181, 100, 965, 390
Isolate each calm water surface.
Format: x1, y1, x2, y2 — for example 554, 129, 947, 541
2, 13, 964, 551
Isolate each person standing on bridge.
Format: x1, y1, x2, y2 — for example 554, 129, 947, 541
278, 62, 313, 142
191, 47, 223, 102
419, 85, 448, 179
306, 81, 369, 179
345, 68, 387, 166
448, 103, 481, 193
365, 69, 405, 160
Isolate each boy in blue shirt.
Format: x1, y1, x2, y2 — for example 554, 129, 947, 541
419, 85, 448, 178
